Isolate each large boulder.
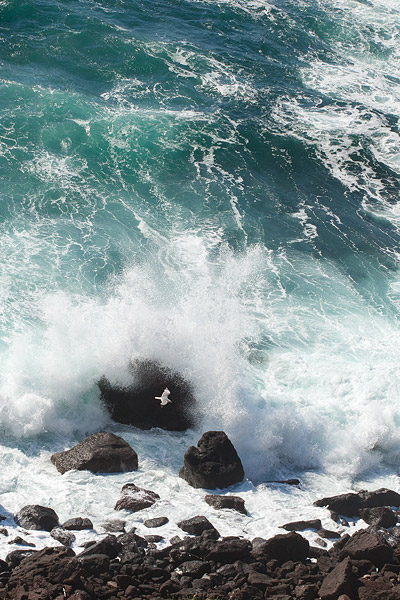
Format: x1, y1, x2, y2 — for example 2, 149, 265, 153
179, 431, 244, 489
7, 547, 81, 589
14, 506, 59, 531
204, 494, 247, 515
251, 531, 309, 564
339, 530, 393, 568
98, 359, 198, 431
51, 432, 138, 474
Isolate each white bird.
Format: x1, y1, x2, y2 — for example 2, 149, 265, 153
155, 387, 172, 407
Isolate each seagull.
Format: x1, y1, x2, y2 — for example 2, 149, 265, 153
155, 387, 172, 407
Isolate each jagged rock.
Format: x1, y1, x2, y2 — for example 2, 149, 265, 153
7, 547, 81, 589
78, 535, 121, 559
339, 530, 393, 568
206, 537, 252, 564
359, 506, 397, 528
318, 528, 341, 539
359, 488, 400, 509
319, 556, 354, 600
8, 537, 35, 547
177, 560, 210, 578
99, 359, 198, 431
145, 534, 163, 543
51, 432, 138, 474
204, 494, 246, 514
282, 519, 322, 532
144, 516, 169, 528
62, 517, 93, 531
252, 531, 309, 564
180, 431, 244, 489
314, 493, 362, 517
100, 519, 126, 533
14, 505, 59, 531
177, 516, 218, 536
50, 527, 76, 546
78, 553, 110, 576
114, 483, 160, 512
6, 550, 36, 569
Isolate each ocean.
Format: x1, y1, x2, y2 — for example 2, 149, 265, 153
0, 0, 400, 553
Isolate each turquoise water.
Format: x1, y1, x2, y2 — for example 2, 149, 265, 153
1, 0, 400, 485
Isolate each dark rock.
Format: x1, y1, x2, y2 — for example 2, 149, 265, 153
51, 432, 138, 474
100, 519, 126, 533
118, 528, 148, 553
206, 537, 251, 563
114, 483, 160, 512
204, 494, 246, 515
178, 560, 210, 578
294, 584, 319, 599
179, 431, 244, 489
177, 516, 218, 536
318, 528, 341, 539
268, 479, 301, 486
144, 516, 169, 528
357, 577, 400, 600
339, 530, 393, 568
359, 488, 400, 509
145, 535, 163, 543
252, 531, 309, 564
62, 517, 93, 531
7, 547, 81, 589
319, 556, 354, 600
359, 506, 397, 528
247, 570, 273, 589
8, 537, 35, 547
79, 553, 110, 576
282, 519, 322, 532
99, 359, 198, 431
314, 493, 362, 517
50, 527, 76, 546
0, 528, 8, 536
78, 535, 121, 559
15, 505, 59, 531
6, 550, 36, 569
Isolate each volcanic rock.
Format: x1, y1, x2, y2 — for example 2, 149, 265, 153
98, 359, 198, 431
62, 517, 93, 531
180, 431, 244, 489
51, 431, 138, 474
78, 535, 121, 559
100, 519, 126, 533
204, 494, 246, 514
114, 483, 160, 513
282, 519, 322, 532
206, 537, 252, 563
7, 546, 81, 589
177, 516, 218, 536
314, 493, 362, 517
144, 516, 169, 528
14, 505, 59, 531
252, 531, 309, 564
50, 527, 76, 546
339, 529, 393, 568
319, 556, 354, 600
359, 506, 397, 528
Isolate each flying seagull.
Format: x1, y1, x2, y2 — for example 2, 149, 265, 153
155, 388, 172, 407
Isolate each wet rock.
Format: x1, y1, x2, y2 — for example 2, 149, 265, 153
99, 359, 198, 431
318, 528, 341, 539
78, 535, 121, 559
359, 506, 397, 528
359, 488, 400, 509
144, 516, 169, 528
178, 560, 210, 578
50, 527, 76, 546
314, 493, 362, 517
252, 531, 309, 564
8, 537, 35, 547
78, 553, 110, 577
204, 494, 246, 515
15, 505, 59, 531
7, 547, 81, 589
145, 534, 163, 543
114, 482, 160, 512
100, 519, 126, 533
179, 431, 244, 489
177, 516, 218, 536
282, 519, 322, 532
319, 556, 354, 600
51, 431, 138, 474
268, 479, 301, 486
206, 537, 251, 564
339, 530, 393, 568
62, 517, 93, 531
6, 550, 36, 569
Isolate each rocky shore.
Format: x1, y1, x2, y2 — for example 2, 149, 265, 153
1, 427, 400, 599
